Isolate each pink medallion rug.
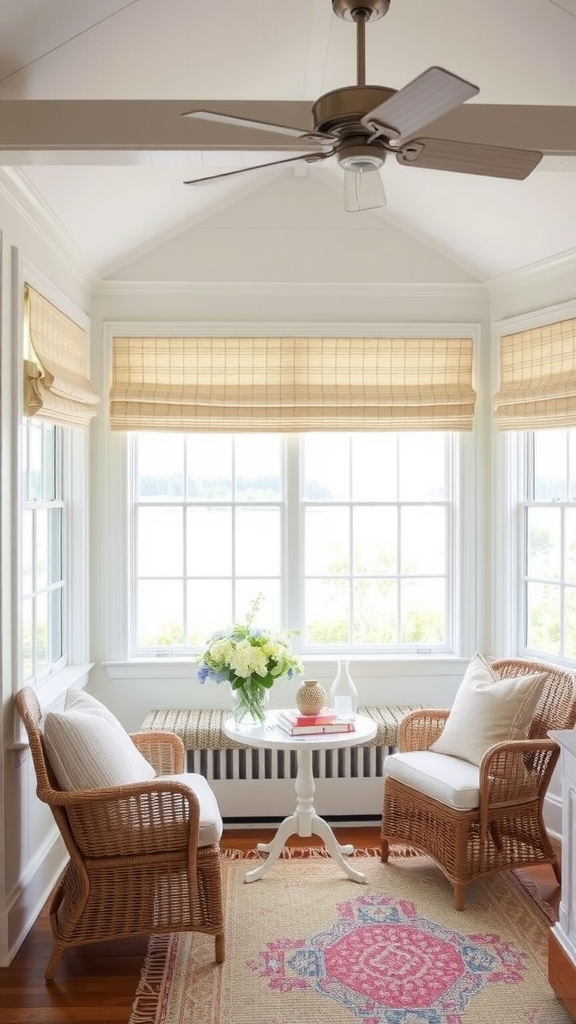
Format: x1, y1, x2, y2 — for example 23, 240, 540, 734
129, 850, 569, 1024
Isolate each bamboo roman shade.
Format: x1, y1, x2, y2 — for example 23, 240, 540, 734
494, 318, 576, 429
109, 336, 476, 432
24, 285, 100, 428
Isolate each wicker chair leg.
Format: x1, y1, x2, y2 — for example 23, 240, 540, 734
45, 943, 65, 982
552, 857, 562, 884
215, 932, 225, 963
453, 883, 466, 911
381, 838, 390, 863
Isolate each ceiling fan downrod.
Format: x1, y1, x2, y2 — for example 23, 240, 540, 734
332, 0, 391, 86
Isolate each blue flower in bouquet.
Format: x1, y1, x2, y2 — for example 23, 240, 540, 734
196, 596, 302, 723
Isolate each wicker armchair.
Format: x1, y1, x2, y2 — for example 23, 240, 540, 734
15, 686, 225, 980
381, 658, 576, 910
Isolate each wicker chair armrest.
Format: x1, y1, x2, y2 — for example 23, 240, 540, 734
130, 729, 185, 774
478, 738, 560, 818
398, 708, 451, 751
52, 776, 202, 859
41, 774, 198, 808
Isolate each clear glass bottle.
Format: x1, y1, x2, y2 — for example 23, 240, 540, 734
329, 660, 358, 722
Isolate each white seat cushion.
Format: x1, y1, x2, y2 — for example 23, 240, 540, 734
383, 750, 480, 810
156, 773, 223, 847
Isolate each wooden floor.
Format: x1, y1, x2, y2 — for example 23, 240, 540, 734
0, 827, 561, 1024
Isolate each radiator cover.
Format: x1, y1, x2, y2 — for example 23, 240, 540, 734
187, 743, 388, 781
142, 705, 417, 822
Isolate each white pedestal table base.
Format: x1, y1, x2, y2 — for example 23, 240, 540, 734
243, 747, 368, 884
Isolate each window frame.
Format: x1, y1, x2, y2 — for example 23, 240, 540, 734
522, 429, 576, 661
493, 297, 576, 667
101, 319, 481, 668
14, 257, 93, 710
21, 418, 66, 683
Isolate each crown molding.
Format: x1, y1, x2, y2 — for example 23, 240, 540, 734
0, 167, 98, 289
92, 279, 487, 299
486, 247, 576, 297
493, 295, 576, 332
102, 317, 483, 338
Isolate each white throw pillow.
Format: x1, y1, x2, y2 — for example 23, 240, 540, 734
44, 699, 156, 791
65, 687, 128, 730
429, 653, 546, 765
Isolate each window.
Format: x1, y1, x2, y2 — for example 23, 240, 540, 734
21, 419, 65, 682
130, 430, 456, 656
523, 427, 576, 659
18, 269, 94, 699
494, 301, 576, 664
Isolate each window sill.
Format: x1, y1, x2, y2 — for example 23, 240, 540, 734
35, 663, 94, 705
11, 663, 94, 750
102, 656, 467, 682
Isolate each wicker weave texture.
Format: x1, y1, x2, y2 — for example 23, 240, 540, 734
141, 704, 418, 750
381, 658, 576, 911
15, 686, 225, 979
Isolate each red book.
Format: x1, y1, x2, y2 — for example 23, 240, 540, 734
278, 708, 338, 727
276, 717, 355, 736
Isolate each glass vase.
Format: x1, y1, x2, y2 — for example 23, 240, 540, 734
329, 660, 358, 722
231, 681, 270, 727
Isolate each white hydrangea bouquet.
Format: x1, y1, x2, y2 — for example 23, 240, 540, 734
196, 595, 302, 724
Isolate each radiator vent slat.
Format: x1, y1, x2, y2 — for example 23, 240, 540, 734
188, 744, 390, 781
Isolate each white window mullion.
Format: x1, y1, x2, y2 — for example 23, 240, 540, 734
286, 435, 300, 640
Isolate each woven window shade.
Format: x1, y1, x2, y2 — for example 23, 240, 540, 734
494, 318, 576, 430
110, 336, 475, 432
24, 285, 101, 428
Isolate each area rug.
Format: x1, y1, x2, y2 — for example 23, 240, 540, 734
129, 850, 570, 1024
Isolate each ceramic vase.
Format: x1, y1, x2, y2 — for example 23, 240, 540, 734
295, 678, 327, 715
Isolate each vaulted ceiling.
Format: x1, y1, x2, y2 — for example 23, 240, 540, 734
1, 0, 575, 284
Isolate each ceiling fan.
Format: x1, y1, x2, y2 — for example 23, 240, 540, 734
182, 0, 543, 212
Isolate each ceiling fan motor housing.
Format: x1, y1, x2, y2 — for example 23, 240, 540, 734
312, 85, 396, 134
332, 0, 390, 22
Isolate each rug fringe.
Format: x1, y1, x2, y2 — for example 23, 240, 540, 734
130, 933, 171, 1024
511, 870, 557, 923
221, 844, 419, 860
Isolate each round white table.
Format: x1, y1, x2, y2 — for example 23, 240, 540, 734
223, 711, 377, 884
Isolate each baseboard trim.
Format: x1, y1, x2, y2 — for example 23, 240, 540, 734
549, 927, 576, 1021
4, 833, 67, 968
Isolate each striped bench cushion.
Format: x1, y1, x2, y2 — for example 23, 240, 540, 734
141, 705, 419, 750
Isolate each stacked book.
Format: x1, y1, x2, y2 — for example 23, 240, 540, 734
276, 708, 355, 736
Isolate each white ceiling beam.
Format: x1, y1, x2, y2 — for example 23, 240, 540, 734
0, 100, 314, 151
0, 100, 574, 156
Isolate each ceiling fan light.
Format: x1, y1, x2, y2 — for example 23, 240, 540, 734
343, 164, 387, 212
338, 144, 385, 172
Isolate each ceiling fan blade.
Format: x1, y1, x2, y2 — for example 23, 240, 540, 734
396, 138, 543, 179
362, 67, 479, 140
184, 150, 331, 186
412, 104, 576, 156
182, 109, 332, 148
343, 166, 387, 212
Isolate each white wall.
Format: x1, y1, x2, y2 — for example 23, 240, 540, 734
0, 177, 93, 968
